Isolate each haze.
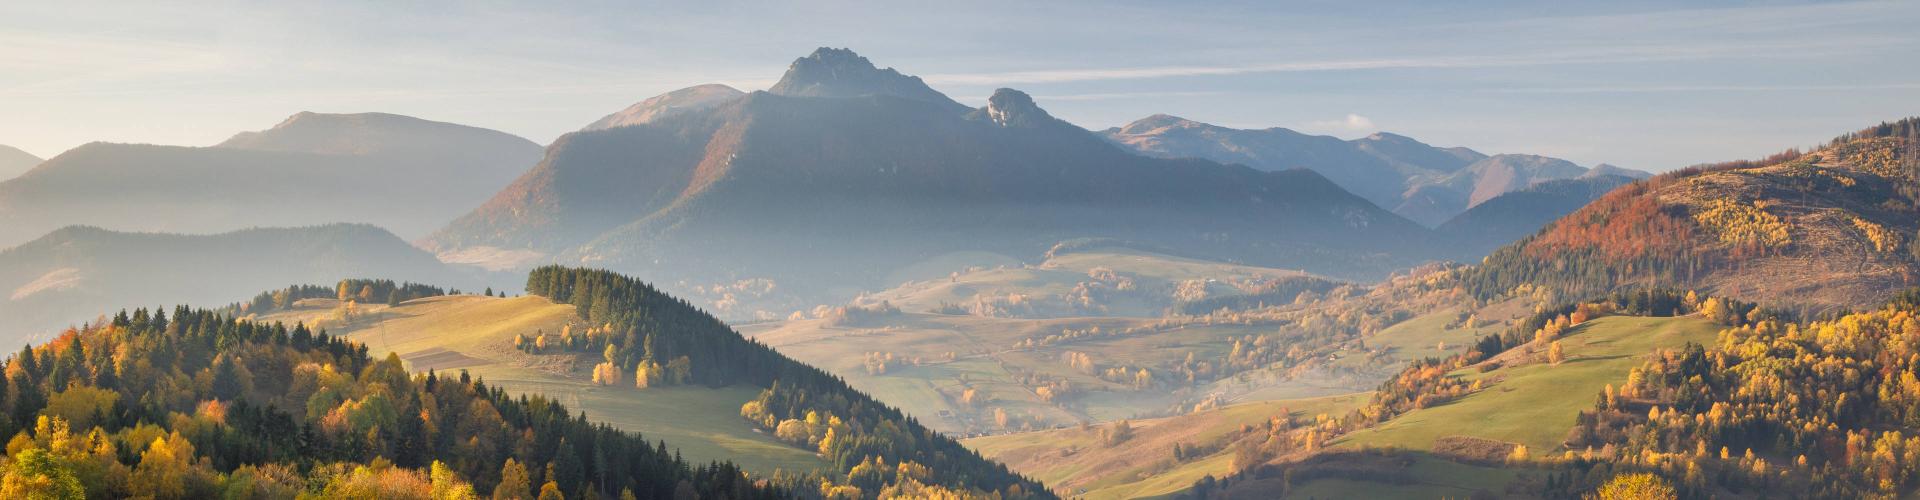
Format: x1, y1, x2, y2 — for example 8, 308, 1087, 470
6, 0, 1917, 170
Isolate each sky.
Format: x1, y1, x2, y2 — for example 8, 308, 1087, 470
2, 0, 1917, 171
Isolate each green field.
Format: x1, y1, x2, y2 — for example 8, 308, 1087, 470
1359, 306, 1505, 364
965, 393, 1368, 499
1280, 453, 1524, 500
258, 295, 830, 475
1337, 315, 1722, 456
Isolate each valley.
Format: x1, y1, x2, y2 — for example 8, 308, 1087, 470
0, 7, 1914, 495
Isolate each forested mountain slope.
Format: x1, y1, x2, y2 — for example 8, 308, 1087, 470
0, 305, 781, 499
1436, 174, 1640, 260
1465, 118, 1920, 312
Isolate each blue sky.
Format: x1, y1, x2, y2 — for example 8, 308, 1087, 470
3, 0, 1916, 171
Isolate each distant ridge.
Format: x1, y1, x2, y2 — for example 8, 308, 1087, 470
0, 112, 543, 247
0, 144, 39, 180
1436, 174, 1640, 259
0, 223, 466, 343
1099, 115, 1645, 226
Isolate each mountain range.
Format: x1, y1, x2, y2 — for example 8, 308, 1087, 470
0, 223, 466, 342
0, 112, 542, 248
428, 48, 1441, 315
1099, 115, 1648, 226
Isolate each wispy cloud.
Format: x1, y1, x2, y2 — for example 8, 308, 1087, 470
1488, 83, 1920, 94
921, 37, 1901, 86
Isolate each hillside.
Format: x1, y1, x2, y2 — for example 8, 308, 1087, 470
1098, 116, 1645, 226
0, 304, 784, 498
1465, 119, 1920, 311
0, 144, 38, 180
429, 48, 1438, 318
277, 267, 1049, 497
583, 84, 746, 131
255, 294, 830, 476
0, 224, 467, 344
1436, 174, 1639, 260
0, 112, 542, 247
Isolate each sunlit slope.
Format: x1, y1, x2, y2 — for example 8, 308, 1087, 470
965, 394, 1366, 499
1336, 315, 1721, 455
255, 295, 829, 474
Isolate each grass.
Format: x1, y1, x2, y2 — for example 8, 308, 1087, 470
1281, 453, 1523, 500
1361, 306, 1504, 364
1336, 315, 1722, 455
964, 393, 1367, 498
257, 295, 829, 475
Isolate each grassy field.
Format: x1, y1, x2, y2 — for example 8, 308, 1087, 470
862, 248, 1312, 318
1279, 453, 1524, 500
1358, 305, 1505, 364
1336, 315, 1722, 455
257, 295, 830, 475
965, 393, 1368, 499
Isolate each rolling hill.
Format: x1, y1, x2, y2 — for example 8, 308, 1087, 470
254, 293, 831, 476
0, 224, 469, 344
0, 112, 543, 247
428, 48, 1439, 318
0, 144, 38, 180
0, 301, 785, 499
1098, 116, 1646, 226
262, 266, 1048, 497
1464, 118, 1920, 311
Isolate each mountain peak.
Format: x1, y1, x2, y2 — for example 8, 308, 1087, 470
768, 47, 966, 111
981, 88, 1055, 127
1116, 114, 1206, 134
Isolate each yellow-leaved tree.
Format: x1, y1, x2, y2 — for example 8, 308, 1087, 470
1588, 473, 1678, 500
